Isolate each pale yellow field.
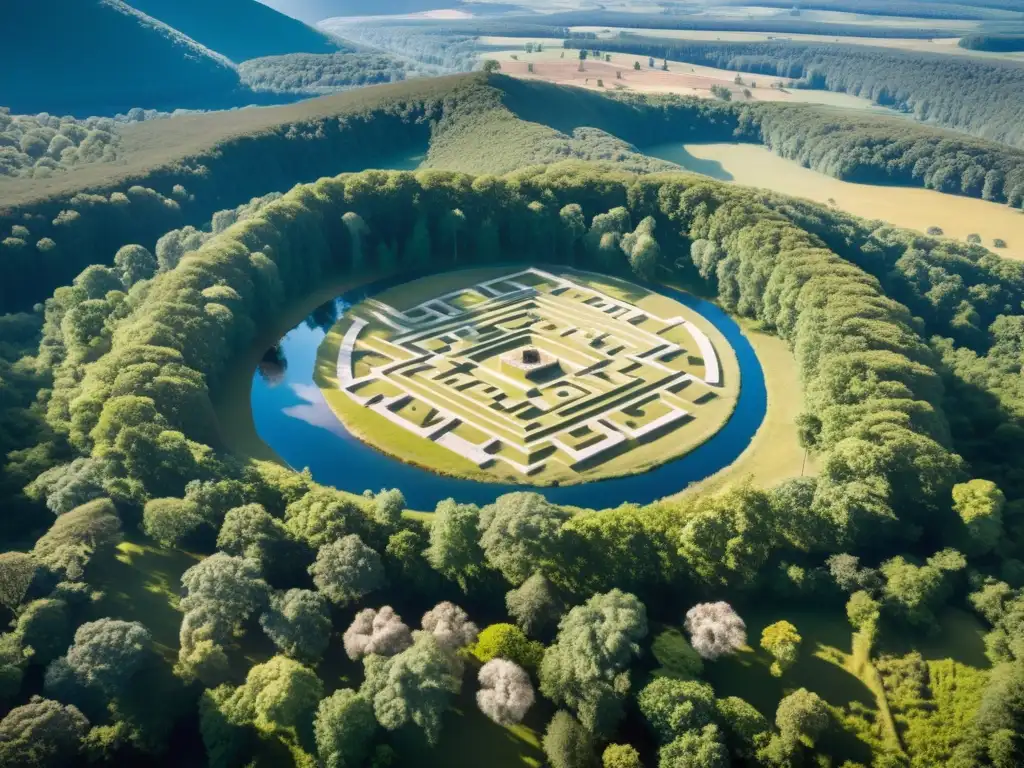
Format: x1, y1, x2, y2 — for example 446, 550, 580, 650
648, 142, 1024, 260
480, 46, 882, 109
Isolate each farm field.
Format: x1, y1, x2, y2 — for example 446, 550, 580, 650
647, 142, 1024, 259
480, 45, 885, 108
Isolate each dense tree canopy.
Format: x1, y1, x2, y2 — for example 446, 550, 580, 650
540, 590, 647, 735
360, 631, 461, 745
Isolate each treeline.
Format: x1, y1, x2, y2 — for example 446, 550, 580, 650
16, 72, 1024, 315
760, 193, 1024, 500
499, 75, 1024, 208
959, 33, 1024, 51
713, 0, 1020, 20
748, 103, 1024, 205
566, 37, 1024, 149
521, 11, 956, 38
323, 22, 485, 73
238, 53, 412, 95
0, 76, 475, 312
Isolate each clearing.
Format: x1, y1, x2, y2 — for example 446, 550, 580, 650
646, 142, 1024, 260
480, 45, 889, 109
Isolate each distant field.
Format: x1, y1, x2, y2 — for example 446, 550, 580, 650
647, 142, 1024, 260
569, 26, 1024, 60
480, 46, 885, 110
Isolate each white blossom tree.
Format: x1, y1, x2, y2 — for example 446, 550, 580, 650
477, 659, 535, 726
684, 602, 747, 660
343, 606, 413, 661
421, 602, 479, 651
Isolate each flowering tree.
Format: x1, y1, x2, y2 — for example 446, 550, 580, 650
477, 659, 535, 726
343, 606, 413, 661
684, 602, 746, 660
421, 602, 479, 651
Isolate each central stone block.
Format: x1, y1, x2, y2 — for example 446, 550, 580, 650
500, 346, 559, 380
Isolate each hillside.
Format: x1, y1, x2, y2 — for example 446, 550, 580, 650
257, 0, 455, 24
125, 0, 349, 62
2, 0, 245, 116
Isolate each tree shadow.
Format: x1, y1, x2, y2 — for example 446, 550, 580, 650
641, 144, 735, 181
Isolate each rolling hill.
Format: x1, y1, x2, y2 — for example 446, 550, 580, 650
3, 0, 245, 116
125, 0, 350, 62
256, 0, 461, 24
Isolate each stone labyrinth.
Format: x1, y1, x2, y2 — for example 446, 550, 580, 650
327, 268, 736, 483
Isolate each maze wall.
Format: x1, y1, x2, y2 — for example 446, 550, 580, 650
334, 269, 724, 477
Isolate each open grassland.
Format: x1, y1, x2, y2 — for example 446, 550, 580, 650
87, 533, 200, 659
670, 322, 814, 499
700, 606, 882, 762
701, 605, 988, 764
481, 45, 885, 109
315, 267, 740, 486
648, 142, 1024, 260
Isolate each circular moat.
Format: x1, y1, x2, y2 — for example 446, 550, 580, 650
250, 267, 768, 509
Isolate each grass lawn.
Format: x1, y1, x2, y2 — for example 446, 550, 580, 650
395, 660, 550, 768
670, 321, 815, 500
691, 604, 990, 764
86, 533, 200, 659
697, 605, 881, 763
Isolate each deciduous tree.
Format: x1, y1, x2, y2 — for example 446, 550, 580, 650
315, 689, 377, 768
760, 620, 801, 677
309, 535, 385, 606
540, 590, 647, 735
477, 658, 535, 726
343, 606, 413, 660
684, 602, 746, 660
360, 632, 461, 746
260, 589, 331, 663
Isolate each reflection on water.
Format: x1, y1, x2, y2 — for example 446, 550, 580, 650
249, 272, 768, 510
257, 344, 288, 387
305, 298, 342, 333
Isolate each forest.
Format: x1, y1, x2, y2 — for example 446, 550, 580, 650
708, 0, 1024, 19
958, 33, 1024, 51
12, 75, 1024, 315
238, 53, 413, 95
563, 37, 1024, 150
4, 10, 1024, 758
2, 146, 1023, 767
508, 12, 958, 38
